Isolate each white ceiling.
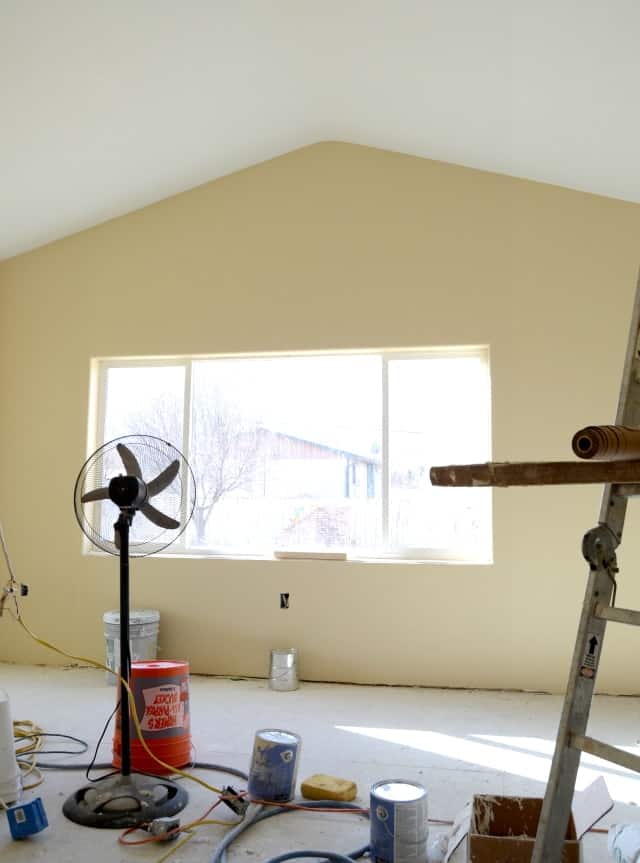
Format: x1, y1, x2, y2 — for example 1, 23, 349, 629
3, 1, 640, 261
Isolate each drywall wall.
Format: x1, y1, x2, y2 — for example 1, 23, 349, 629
1, 141, 640, 693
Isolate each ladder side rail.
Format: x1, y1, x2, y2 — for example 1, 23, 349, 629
530, 560, 620, 862
532, 269, 640, 863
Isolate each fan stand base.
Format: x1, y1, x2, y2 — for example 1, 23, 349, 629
62, 772, 188, 829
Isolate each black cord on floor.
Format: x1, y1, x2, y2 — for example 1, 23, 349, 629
84, 701, 120, 782
35, 759, 249, 780
17, 732, 89, 759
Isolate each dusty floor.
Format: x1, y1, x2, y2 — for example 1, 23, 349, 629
1, 663, 640, 861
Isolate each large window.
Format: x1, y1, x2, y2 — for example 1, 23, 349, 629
90, 348, 492, 562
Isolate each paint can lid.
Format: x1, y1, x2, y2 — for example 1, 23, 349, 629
103, 609, 160, 624
256, 729, 300, 744
371, 780, 427, 802
130, 660, 189, 676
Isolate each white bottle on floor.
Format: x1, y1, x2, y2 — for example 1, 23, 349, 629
0, 689, 21, 804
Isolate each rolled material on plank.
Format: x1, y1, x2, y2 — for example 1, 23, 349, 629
572, 425, 640, 460
430, 460, 640, 487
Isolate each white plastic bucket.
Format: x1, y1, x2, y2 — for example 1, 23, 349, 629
103, 610, 160, 685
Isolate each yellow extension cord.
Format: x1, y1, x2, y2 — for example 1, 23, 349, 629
12, 612, 242, 860
13, 718, 44, 790
16, 614, 225, 796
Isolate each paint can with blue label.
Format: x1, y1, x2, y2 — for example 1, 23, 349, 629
370, 780, 429, 863
247, 729, 301, 802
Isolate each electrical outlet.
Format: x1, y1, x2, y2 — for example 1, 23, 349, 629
280, 593, 290, 609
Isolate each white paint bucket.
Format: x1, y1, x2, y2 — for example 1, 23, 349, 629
370, 780, 429, 863
103, 610, 160, 685
0, 690, 21, 804
269, 648, 299, 691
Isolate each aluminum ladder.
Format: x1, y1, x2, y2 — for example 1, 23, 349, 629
532, 271, 640, 861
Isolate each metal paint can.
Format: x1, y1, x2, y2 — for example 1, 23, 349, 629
370, 780, 429, 863
269, 648, 299, 691
247, 729, 301, 802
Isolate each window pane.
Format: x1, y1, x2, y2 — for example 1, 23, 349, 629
388, 355, 491, 557
187, 356, 382, 552
103, 365, 185, 445
99, 365, 186, 547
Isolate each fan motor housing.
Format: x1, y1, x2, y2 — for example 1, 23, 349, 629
109, 476, 148, 509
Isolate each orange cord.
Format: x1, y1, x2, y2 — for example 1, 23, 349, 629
118, 797, 227, 846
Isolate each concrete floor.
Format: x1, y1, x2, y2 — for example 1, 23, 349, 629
1, 664, 640, 862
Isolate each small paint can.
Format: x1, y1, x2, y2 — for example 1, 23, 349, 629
247, 729, 301, 802
269, 648, 299, 691
370, 780, 429, 863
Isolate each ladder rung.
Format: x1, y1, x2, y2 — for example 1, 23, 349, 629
571, 734, 640, 773
594, 602, 640, 626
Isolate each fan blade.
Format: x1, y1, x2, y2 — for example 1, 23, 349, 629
117, 443, 142, 479
147, 459, 180, 498
81, 486, 110, 503
141, 502, 180, 530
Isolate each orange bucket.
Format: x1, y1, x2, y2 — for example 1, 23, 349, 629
112, 660, 191, 775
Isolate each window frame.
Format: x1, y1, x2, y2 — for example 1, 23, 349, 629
86, 347, 492, 564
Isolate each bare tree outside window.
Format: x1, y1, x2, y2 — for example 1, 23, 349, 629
121, 390, 261, 544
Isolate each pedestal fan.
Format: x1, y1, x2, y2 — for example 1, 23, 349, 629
63, 435, 196, 829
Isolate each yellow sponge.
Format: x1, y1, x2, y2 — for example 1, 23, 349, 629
301, 773, 358, 802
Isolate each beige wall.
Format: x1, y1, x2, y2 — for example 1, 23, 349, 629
2, 141, 640, 694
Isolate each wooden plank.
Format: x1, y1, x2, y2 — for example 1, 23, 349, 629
429, 460, 640, 487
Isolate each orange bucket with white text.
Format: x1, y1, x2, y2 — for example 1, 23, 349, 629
112, 660, 191, 775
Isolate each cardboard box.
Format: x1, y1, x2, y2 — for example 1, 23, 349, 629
445, 777, 612, 863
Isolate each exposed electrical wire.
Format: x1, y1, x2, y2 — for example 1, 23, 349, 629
0, 522, 24, 618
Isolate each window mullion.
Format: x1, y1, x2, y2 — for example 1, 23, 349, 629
180, 359, 194, 547
381, 355, 389, 548
94, 361, 109, 452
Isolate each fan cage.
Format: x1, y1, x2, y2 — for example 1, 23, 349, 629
74, 435, 196, 557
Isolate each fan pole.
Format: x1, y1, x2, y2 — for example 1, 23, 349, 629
117, 512, 132, 777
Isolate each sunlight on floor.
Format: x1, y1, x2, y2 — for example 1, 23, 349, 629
337, 725, 640, 803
